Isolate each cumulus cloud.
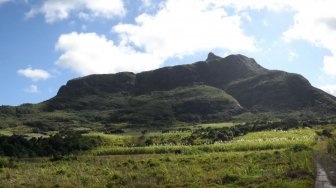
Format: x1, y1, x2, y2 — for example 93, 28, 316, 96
114, 0, 256, 60
18, 67, 51, 81
55, 0, 258, 75
207, 0, 290, 12
26, 0, 125, 23
323, 56, 336, 76
198, 0, 336, 76
55, 32, 162, 75
24, 85, 39, 93
319, 17, 336, 30
320, 84, 336, 96
279, 1, 336, 76
51, 0, 336, 77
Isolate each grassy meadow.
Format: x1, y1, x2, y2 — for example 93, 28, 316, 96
0, 121, 325, 187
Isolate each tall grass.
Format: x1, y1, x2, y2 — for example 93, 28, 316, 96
0, 149, 315, 187
87, 130, 315, 156
0, 128, 316, 187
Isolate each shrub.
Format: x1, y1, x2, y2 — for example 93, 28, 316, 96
322, 129, 332, 138
222, 174, 239, 184
288, 144, 311, 152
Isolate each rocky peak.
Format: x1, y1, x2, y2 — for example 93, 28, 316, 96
206, 52, 222, 61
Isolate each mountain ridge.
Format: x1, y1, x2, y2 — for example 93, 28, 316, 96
55, 53, 268, 98
1, 53, 335, 129
50, 53, 336, 113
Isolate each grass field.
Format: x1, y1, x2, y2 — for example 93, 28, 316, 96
0, 150, 314, 187
0, 125, 318, 187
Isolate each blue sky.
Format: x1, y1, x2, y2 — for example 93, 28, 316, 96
1, 0, 336, 106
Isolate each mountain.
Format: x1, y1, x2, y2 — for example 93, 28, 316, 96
1, 53, 336, 128
49, 53, 336, 112
54, 54, 267, 98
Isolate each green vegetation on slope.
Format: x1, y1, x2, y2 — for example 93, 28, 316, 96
0, 85, 244, 130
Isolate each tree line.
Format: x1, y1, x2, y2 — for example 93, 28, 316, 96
0, 132, 101, 158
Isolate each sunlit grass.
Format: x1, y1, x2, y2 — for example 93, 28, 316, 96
86, 129, 316, 156
195, 122, 236, 128
0, 130, 13, 136
234, 128, 315, 141
0, 125, 32, 136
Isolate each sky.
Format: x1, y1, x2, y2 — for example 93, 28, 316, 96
1, 0, 336, 106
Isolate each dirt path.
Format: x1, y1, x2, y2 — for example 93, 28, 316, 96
315, 158, 336, 188
315, 139, 336, 188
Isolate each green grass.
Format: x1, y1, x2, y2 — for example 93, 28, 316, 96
0, 125, 33, 136
0, 126, 57, 138
233, 128, 315, 141
88, 138, 314, 156
0, 149, 315, 187
0, 127, 319, 187
84, 132, 135, 146
85, 129, 316, 156
0, 130, 13, 136
195, 122, 236, 129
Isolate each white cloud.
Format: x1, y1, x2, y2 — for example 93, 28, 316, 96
114, 0, 256, 60
323, 56, 336, 76
24, 85, 39, 93
18, 67, 51, 81
55, 0, 258, 75
320, 84, 336, 96
26, 0, 125, 23
241, 12, 252, 22
203, 0, 290, 12
209, 0, 336, 77
279, 1, 336, 76
52, 0, 336, 76
55, 32, 162, 75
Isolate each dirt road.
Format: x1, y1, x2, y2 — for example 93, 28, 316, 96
315, 159, 336, 188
